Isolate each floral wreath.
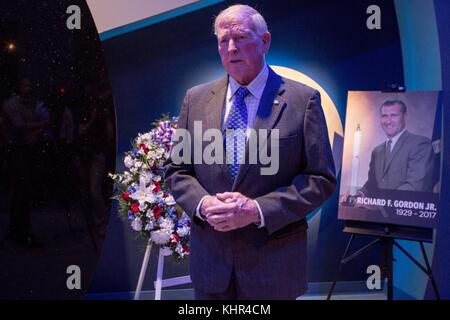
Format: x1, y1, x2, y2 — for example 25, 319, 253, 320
110, 116, 190, 259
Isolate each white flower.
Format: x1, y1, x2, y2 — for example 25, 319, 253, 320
164, 195, 176, 206
160, 246, 173, 256
139, 202, 147, 211
122, 171, 133, 184
134, 160, 143, 168
130, 167, 139, 174
156, 148, 165, 158
150, 229, 171, 244
145, 220, 154, 231
124, 155, 134, 168
140, 132, 153, 143
158, 217, 174, 231
131, 218, 142, 231
177, 225, 190, 237
136, 132, 152, 145
147, 150, 156, 158
139, 173, 151, 184
135, 133, 143, 145
130, 177, 157, 205
175, 243, 186, 257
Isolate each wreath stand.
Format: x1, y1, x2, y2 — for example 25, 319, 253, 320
134, 239, 192, 300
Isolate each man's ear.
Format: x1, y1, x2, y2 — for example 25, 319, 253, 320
262, 32, 271, 53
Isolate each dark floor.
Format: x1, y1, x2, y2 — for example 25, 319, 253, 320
0, 195, 104, 299
85, 282, 388, 300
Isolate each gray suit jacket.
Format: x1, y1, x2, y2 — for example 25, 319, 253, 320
360, 130, 435, 196
164, 68, 336, 298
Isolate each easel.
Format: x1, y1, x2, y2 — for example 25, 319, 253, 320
327, 221, 440, 300
134, 239, 192, 300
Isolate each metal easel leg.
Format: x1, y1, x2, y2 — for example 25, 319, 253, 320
134, 240, 153, 300
327, 233, 355, 300
381, 237, 394, 300
419, 242, 441, 300
393, 240, 441, 300
155, 248, 165, 300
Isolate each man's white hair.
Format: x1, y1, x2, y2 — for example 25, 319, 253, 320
213, 4, 268, 36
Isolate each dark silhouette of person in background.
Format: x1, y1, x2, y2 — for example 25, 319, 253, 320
72, 84, 114, 240
1, 77, 50, 246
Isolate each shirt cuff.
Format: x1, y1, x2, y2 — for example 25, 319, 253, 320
254, 200, 265, 228
195, 195, 210, 221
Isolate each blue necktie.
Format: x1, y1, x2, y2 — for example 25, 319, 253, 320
225, 87, 249, 180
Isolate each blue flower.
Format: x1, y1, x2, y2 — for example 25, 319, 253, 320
128, 211, 134, 220
179, 214, 190, 225
167, 211, 176, 220
131, 150, 139, 157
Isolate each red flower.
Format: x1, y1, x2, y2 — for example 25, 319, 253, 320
121, 192, 131, 201
183, 245, 189, 253
130, 202, 140, 213
172, 232, 180, 242
153, 179, 160, 193
139, 143, 149, 154
162, 193, 169, 198
150, 163, 157, 171
153, 205, 162, 219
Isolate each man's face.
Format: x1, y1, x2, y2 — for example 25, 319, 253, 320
19, 78, 33, 98
380, 103, 406, 138
216, 16, 270, 85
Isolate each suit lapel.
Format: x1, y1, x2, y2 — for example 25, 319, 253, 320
205, 76, 228, 131
232, 68, 286, 191
204, 76, 233, 183
377, 145, 386, 179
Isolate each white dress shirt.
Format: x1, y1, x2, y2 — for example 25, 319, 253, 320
387, 128, 406, 151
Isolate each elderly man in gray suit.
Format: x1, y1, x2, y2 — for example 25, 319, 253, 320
359, 100, 435, 197
164, 4, 336, 300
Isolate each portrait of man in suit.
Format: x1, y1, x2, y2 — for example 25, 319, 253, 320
164, 4, 336, 300
358, 100, 435, 197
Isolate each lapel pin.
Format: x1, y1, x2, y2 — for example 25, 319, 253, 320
274, 99, 280, 105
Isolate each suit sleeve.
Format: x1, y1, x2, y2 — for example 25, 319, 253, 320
398, 137, 435, 191
255, 91, 337, 235
164, 90, 210, 220
359, 149, 377, 196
